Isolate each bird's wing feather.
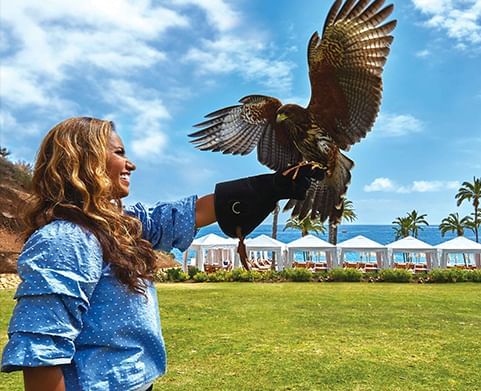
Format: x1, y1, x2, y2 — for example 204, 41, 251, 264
307, 0, 396, 150
189, 95, 302, 170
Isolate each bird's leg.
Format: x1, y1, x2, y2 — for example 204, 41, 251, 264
236, 227, 250, 270
282, 161, 325, 180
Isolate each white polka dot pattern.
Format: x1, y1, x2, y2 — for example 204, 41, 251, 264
1, 196, 197, 390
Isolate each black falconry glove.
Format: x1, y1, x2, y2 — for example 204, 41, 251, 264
214, 165, 325, 239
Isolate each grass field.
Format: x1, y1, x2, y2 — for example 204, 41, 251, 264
1, 283, 481, 390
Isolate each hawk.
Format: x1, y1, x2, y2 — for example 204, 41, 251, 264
189, 0, 396, 223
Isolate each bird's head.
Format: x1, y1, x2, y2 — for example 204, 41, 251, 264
276, 104, 310, 133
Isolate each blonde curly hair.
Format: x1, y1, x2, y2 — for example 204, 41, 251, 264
23, 117, 158, 294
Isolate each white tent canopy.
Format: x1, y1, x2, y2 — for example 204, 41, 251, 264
337, 235, 388, 268
183, 233, 238, 271
245, 234, 285, 271
435, 236, 481, 268
387, 236, 438, 269
286, 235, 338, 268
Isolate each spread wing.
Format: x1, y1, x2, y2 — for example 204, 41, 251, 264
307, 0, 396, 150
189, 95, 302, 171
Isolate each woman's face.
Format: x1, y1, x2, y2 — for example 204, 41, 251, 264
106, 132, 136, 198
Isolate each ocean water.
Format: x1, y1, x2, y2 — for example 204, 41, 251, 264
195, 223, 476, 246
173, 224, 478, 263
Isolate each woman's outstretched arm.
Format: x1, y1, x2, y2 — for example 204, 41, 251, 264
195, 194, 216, 228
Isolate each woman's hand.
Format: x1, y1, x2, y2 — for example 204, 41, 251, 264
23, 366, 65, 391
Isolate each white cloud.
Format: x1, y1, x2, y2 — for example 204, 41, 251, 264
132, 132, 168, 156
184, 35, 295, 92
374, 112, 424, 137
102, 80, 170, 158
364, 177, 397, 192
170, 0, 240, 31
177, 0, 295, 93
412, 0, 481, 48
416, 49, 432, 57
0, 0, 188, 112
364, 178, 461, 193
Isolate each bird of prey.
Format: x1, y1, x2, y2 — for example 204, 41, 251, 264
189, 0, 397, 224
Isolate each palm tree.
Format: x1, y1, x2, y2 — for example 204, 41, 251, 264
271, 202, 280, 240
392, 216, 412, 240
439, 213, 470, 237
270, 202, 280, 270
406, 210, 429, 238
0, 146, 11, 158
456, 177, 481, 242
284, 216, 325, 237
328, 198, 357, 244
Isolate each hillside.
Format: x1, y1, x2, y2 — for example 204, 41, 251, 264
0, 156, 31, 273
0, 156, 179, 275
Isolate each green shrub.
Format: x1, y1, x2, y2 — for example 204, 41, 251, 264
428, 269, 472, 283
154, 270, 167, 282
166, 268, 189, 282
207, 270, 231, 282
469, 270, 481, 282
249, 270, 263, 282
281, 268, 313, 282
187, 265, 201, 279
428, 269, 468, 283
328, 268, 362, 282
380, 269, 413, 283
362, 271, 380, 282
230, 269, 264, 282
259, 270, 282, 282
231, 268, 253, 282
193, 272, 208, 282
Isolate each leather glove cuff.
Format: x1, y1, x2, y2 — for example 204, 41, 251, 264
214, 175, 277, 238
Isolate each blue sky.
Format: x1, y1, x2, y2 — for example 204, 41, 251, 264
1, 0, 480, 225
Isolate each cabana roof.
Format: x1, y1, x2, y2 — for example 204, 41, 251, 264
337, 235, 386, 250
287, 234, 335, 249
190, 233, 237, 248
245, 234, 285, 249
435, 236, 481, 251
387, 236, 436, 252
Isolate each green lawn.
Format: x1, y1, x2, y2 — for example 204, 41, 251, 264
1, 283, 481, 390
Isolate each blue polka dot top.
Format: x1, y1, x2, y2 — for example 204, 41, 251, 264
1, 197, 197, 391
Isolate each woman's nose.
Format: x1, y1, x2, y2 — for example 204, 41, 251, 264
127, 159, 136, 171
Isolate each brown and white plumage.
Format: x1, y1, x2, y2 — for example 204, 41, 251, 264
189, 0, 396, 223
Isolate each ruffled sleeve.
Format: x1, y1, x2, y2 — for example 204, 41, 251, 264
125, 196, 197, 252
1, 220, 103, 372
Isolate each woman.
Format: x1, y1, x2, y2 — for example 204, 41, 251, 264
1, 117, 319, 390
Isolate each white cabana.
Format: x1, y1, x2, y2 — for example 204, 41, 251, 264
435, 236, 481, 269
387, 236, 438, 270
286, 235, 337, 269
183, 233, 238, 271
245, 234, 285, 271
337, 235, 388, 269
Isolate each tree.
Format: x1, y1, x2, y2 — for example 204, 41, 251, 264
456, 177, 481, 242
271, 202, 280, 240
0, 146, 11, 158
439, 213, 470, 237
392, 216, 412, 240
328, 198, 357, 244
392, 210, 428, 240
284, 216, 325, 237
406, 210, 429, 238
270, 202, 280, 270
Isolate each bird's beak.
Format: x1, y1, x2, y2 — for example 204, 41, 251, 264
276, 113, 288, 123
